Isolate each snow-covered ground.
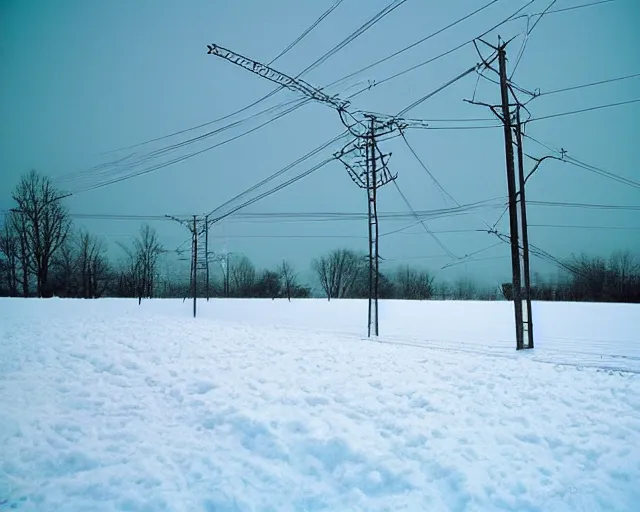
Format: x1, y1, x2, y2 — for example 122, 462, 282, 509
1, 298, 639, 511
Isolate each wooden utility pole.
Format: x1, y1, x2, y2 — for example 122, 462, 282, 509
514, 107, 534, 349
364, 117, 380, 337
497, 43, 524, 350
370, 118, 380, 337
192, 215, 197, 318
204, 215, 210, 302
365, 128, 374, 336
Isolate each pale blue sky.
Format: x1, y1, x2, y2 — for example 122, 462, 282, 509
1, 0, 639, 287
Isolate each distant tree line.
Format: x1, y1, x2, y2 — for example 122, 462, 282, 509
1, 170, 639, 303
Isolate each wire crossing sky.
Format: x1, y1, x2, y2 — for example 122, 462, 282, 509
1, 0, 639, 285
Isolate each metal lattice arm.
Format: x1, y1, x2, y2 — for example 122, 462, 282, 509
207, 44, 348, 110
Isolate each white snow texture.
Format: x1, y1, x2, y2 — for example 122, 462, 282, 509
1, 298, 639, 511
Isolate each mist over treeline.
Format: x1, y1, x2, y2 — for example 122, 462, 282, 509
2, 171, 639, 303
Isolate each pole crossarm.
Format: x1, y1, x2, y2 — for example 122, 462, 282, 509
207, 44, 349, 110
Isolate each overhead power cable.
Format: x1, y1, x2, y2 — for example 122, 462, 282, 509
327, 0, 501, 91
510, 0, 556, 78
206, 130, 350, 217
400, 132, 459, 206
70, 100, 311, 194
359, 0, 535, 92
563, 156, 640, 190
57, 97, 306, 186
539, 72, 640, 96
528, 200, 640, 211
102, 0, 348, 155
392, 180, 457, 259
514, 0, 617, 18
521, 133, 640, 190
396, 65, 480, 117
297, 0, 409, 78
529, 223, 640, 231
209, 158, 338, 223
60, 0, 408, 192
268, 0, 347, 65
530, 98, 640, 122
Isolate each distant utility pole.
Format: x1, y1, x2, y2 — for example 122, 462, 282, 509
205, 214, 210, 302
166, 213, 211, 318
192, 215, 198, 318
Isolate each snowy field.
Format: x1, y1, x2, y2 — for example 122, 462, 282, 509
1, 298, 639, 511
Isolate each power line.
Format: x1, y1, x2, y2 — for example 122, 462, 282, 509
206, 131, 350, 217
392, 180, 457, 259
539, 72, 640, 96
563, 156, 640, 190
268, 0, 347, 66
529, 223, 640, 231
361, 0, 536, 91
514, 0, 617, 18
59, 1, 534, 193
400, 132, 459, 206
408, 124, 502, 130
510, 0, 557, 78
530, 98, 640, 122
60, 1, 409, 193
70, 99, 311, 194
100, 1, 349, 156
528, 200, 640, 211
297, 0, 410, 78
521, 132, 640, 189
57, 98, 306, 187
327, 0, 501, 91
209, 158, 338, 223
396, 64, 480, 117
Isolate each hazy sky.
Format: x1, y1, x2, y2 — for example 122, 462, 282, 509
1, 0, 639, 288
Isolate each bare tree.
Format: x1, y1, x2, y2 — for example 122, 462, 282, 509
231, 255, 256, 297
134, 224, 163, 298
312, 249, 363, 300
279, 260, 297, 301
11, 170, 71, 297
76, 230, 109, 298
566, 253, 607, 302
453, 276, 478, 300
50, 238, 77, 297
608, 250, 639, 302
116, 224, 163, 299
10, 210, 31, 297
394, 265, 435, 300
0, 217, 19, 296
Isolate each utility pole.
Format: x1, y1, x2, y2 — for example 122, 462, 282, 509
497, 42, 524, 350
369, 117, 380, 337
514, 107, 534, 349
204, 215, 210, 302
166, 213, 208, 318
336, 115, 397, 337
192, 215, 198, 318
365, 126, 374, 337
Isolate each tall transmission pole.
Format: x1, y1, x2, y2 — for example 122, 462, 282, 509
166, 214, 210, 318
497, 42, 524, 350
467, 38, 535, 350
